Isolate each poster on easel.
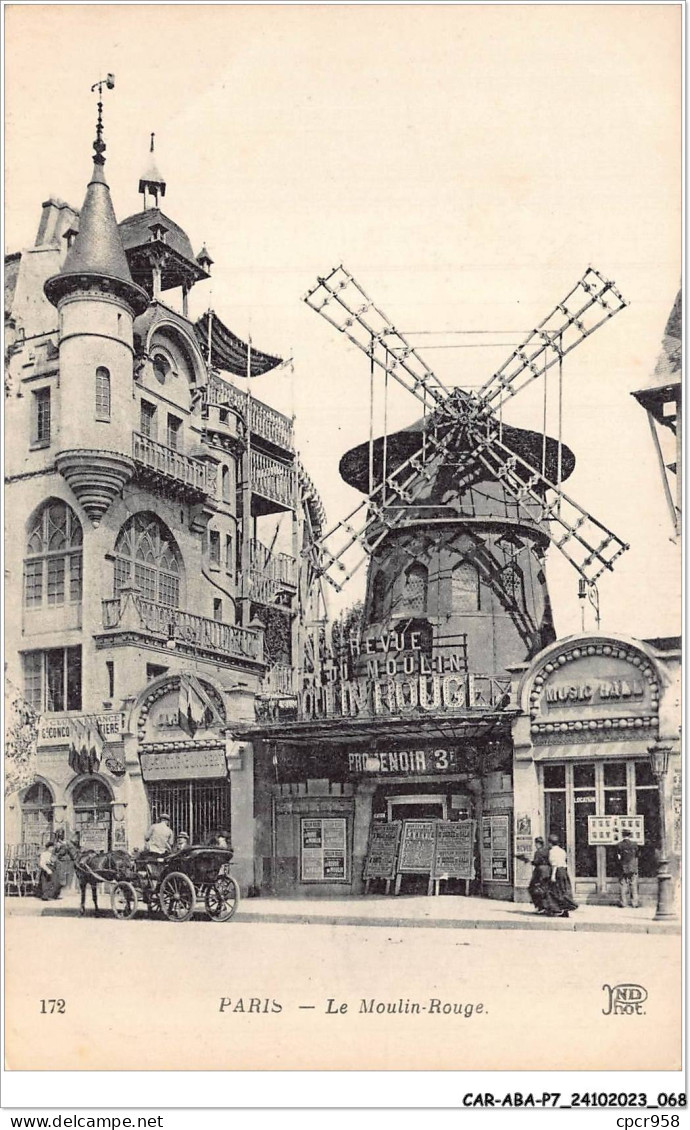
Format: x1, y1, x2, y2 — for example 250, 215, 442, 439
397, 820, 436, 873
363, 820, 402, 881
480, 814, 510, 883
432, 820, 476, 881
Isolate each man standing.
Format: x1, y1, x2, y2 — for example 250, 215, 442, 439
144, 812, 174, 856
613, 828, 640, 908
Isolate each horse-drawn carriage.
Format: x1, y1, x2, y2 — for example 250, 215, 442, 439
78, 846, 240, 923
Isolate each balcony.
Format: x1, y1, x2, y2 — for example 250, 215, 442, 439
101, 594, 263, 665
261, 663, 295, 697
250, 450, 297, 513
132, 433, 217, 499
207, 374, 294, 453
247, 540, 298, 605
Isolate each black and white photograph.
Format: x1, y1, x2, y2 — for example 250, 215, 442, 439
2, 0, 682, 1110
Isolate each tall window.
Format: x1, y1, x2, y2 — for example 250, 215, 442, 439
208, 530, 221, 568
452, 560, 480, 612
404, 563, 428, 614
23, 647, 82, 713
32, 387, 51, 446
501, 561, 524, 606
95, 367, 111, 421
225, 534, 234, 577
114, 514, 181, 608
221, 465, 230, 503
24, 500, 83, 609
73, 779, 112, 851
22, 782, 54, 846
140, 399, 157, 439
167, 414, 182, 451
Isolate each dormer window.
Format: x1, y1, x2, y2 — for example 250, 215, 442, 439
149, 222, 169, 243
63, 227, 79, 250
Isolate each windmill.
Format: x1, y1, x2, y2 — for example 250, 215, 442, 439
303, 264, 629, 631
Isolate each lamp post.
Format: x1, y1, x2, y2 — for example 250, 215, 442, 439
648, 743, 676, 920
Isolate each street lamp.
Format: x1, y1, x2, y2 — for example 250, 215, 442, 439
648, 742, 676, 920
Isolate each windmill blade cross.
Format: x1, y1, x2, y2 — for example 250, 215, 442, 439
303, 265, 455, 413
477, 267, 627, 412
472, 425, 629, 583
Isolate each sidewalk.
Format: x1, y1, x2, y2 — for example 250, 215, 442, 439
5, 887, 680, 934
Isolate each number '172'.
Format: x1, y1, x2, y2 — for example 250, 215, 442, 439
40, 999, 65, 1014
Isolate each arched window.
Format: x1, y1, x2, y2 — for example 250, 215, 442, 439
114, 514, 182, 608
370, 572, 387, 621
22, 782, 54, 846
95, 367, 111, 420
24, 500, 83, 609
73, 779, 112, 851
452, 560, 480, 612
221, 465, 230, 503
404, 563, 428, 614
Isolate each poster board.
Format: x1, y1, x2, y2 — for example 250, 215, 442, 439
480, 814, 510, 883
588, 814, 645, 845
363, 820, 402, 880
432, 820, 476, 881
397, 820, 436, 874
300, 817, 349, 882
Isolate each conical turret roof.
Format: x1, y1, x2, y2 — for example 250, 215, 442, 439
45, 145, 149, 315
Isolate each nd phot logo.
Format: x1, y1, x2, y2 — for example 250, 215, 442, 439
602, 983, 648, 1015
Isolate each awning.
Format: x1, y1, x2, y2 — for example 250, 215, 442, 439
195, 311, 283, 377
529, 739, 653, 762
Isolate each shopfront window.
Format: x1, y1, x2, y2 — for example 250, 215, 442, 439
146, 779, 231, 844
572, 763, 597, 878
21, 782, 54, 846
73, 779, 112, 851
634, 760, 660, 878
541, 760, 661, 887
543, 763, 567, 852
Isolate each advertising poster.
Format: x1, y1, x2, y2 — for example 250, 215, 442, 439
432, 820, 476, 881
363, 820, 402, 880
481, 815, 511, 883
397, 821, 436, 874
300, 817, 348, 882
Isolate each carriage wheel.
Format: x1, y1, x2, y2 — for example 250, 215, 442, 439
158, 871, 196, 923
205, 876, 240, 923
147, 892, 163, 919
111, 881, 139, 920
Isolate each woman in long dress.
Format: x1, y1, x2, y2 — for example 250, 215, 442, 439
543, 834, 578, 918
517, 837, 551, 912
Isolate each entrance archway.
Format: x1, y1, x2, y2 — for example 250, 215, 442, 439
73, 778, 113, 851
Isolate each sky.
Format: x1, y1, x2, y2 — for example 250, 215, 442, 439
5, 3, 681, 639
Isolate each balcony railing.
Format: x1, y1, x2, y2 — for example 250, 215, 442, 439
132, 433, 217, 497
207, 374, 294, 452
246, 541, 298, 605
250, 450, 296, 510
261, 664, 295, 697
102, 594, 263, 664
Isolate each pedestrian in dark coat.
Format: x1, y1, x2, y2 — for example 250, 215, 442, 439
517, 837, 551, 912
613, 829, 641, 908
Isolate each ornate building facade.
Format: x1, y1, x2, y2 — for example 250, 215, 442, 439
4, 110, 324, 891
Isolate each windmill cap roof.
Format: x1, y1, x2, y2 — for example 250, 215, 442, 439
339, 412, 575, 494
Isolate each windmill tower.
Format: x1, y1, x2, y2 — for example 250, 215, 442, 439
303, 266, 629, 690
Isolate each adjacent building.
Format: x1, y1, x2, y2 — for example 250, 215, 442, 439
4, 115, 324, 892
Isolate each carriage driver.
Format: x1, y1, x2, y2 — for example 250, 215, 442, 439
144, 812, 174, 856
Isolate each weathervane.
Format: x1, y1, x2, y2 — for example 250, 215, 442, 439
90, 73, 115, 165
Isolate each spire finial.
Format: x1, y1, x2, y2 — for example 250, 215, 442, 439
90, 74, 115, 166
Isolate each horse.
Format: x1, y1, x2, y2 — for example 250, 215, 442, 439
74, 850, 136, 916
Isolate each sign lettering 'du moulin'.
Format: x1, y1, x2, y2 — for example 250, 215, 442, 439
300, 627, 506, 720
